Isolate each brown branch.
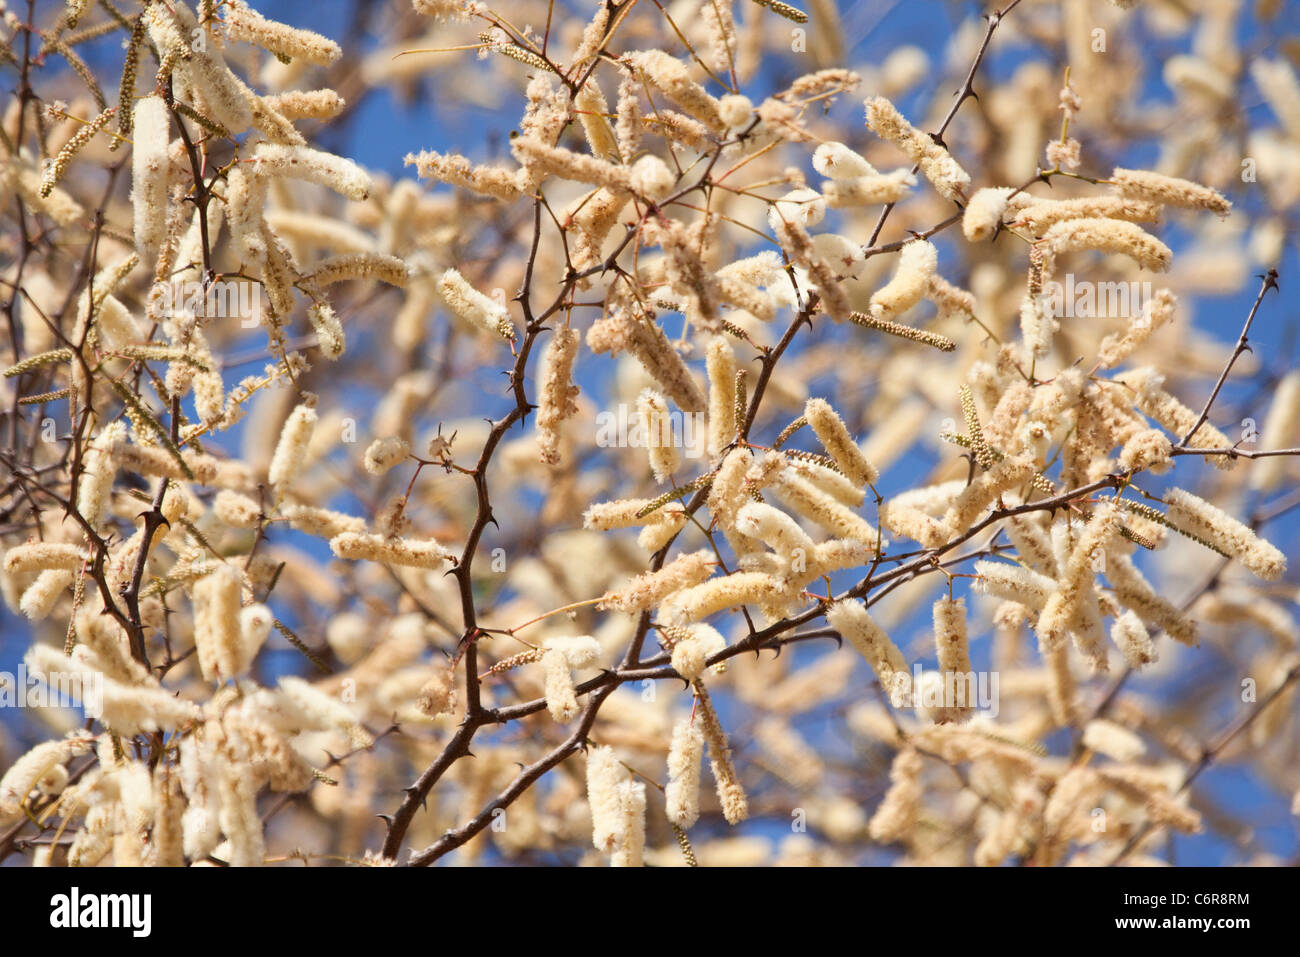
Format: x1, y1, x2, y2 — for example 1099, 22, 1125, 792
1176, 268, 1278, 448
864, 0, 1024, 248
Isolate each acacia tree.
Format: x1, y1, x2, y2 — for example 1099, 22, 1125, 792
0, 0, 1297, 867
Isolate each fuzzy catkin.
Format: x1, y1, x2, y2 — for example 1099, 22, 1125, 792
813, 141, 876, 179
1162, 488, 1286, 580
77, 421, 125, 529
1039, 218, 1172, 275
252, 143, 372, 201
1036, 505, 1122, 658
864, 97, 969, 201
662, 220, 723, 331
239, 604, 273, 671
665, 717, 704, 829
330, 532, 455, 569
706, 336, 738, 458
263, 89, 345, 120
224, 1, 342, 65
537, 328, 581, 466
363, 436, 410, 476
822, 169, 914, 207
867, 747, 923, 842
305, 253, 409, 287
438, 268, 515, 342
668, 623, 727, 681
0, 736, 94, 822
804, 397, 877, 487
4, 543, 85, 576
878, 501, 948, 548
926, 275, 977, 323
941, 455, 1036, 536
226, 166, 268, 268
131, 96, 170, 256
624, 50, 724, 131
771, 468, 879, 545
1124, 367, 1236, 469
769, 188, 827, 230
1015, 195, 1161, 234
615, 74, 643, 162
825, 600, 911, 707
693, 682, 748, 824
306, 301, 345, 358
542, 648, 580, 722
974, 558, 1057, 611
933, 596, 972, 723
1097, 288, 1177, 368
661, 572, 782, 625
173, 17, 255, 131
734, 501, 814, 559
574, 82, 619, 163
97, 679, 203, 738
962, 187, 1016, 241
608, 779, 646, 867
601, 550, 714, 613
267, 403, 317, 489
869, 239, 937, 321
19, 569, 75, 621
213, 489, 261, 528
1111, 610, 1157, 668
282, 503, 365, 539
1110, 167, 1230, 216
587, 746, 625, 852
1104, 549, 1197, 645
192, 564, 244, 682
1082, 719, 1146, 762
404, 150, 520, 201
276, 676, 371, 746
637, 389, 680, 482
511, 135, 632, 192
586, 312, 706, 413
